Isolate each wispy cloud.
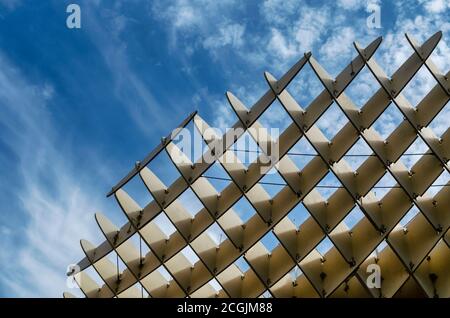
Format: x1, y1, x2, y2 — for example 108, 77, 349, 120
151, 0, 241, 52
0, 51, 106, 297
420, 0, 449, 13
80, 0, 174, 136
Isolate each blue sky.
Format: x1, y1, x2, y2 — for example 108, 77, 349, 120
0, 0, 448, 297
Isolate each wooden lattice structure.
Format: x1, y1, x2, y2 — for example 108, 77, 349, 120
65, 32, 450, 298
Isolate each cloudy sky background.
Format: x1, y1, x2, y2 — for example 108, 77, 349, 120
0, 0, 448, 297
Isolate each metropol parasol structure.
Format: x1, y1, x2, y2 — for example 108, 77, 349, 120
65, 31, 450, 298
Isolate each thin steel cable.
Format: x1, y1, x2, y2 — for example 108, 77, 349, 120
232, 148, 435, 157
202, 175, 449, 188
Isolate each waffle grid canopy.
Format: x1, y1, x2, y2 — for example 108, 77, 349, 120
65, 32, 450, 298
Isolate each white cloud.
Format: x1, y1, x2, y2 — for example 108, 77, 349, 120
259, 4, 333, 72
336, 0, 381, 11
268, 28, 297, 59
171, 3, 200, 29
316, 104, 348, 139
421, 0, 449, 13
213, 98, 235, 131
261, 0, 304, 26
0, 52, 106, 297
151, 0, 240, 52
337, 0, 365, 10
319, 26, 356, 61
203, 23, 246, 50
